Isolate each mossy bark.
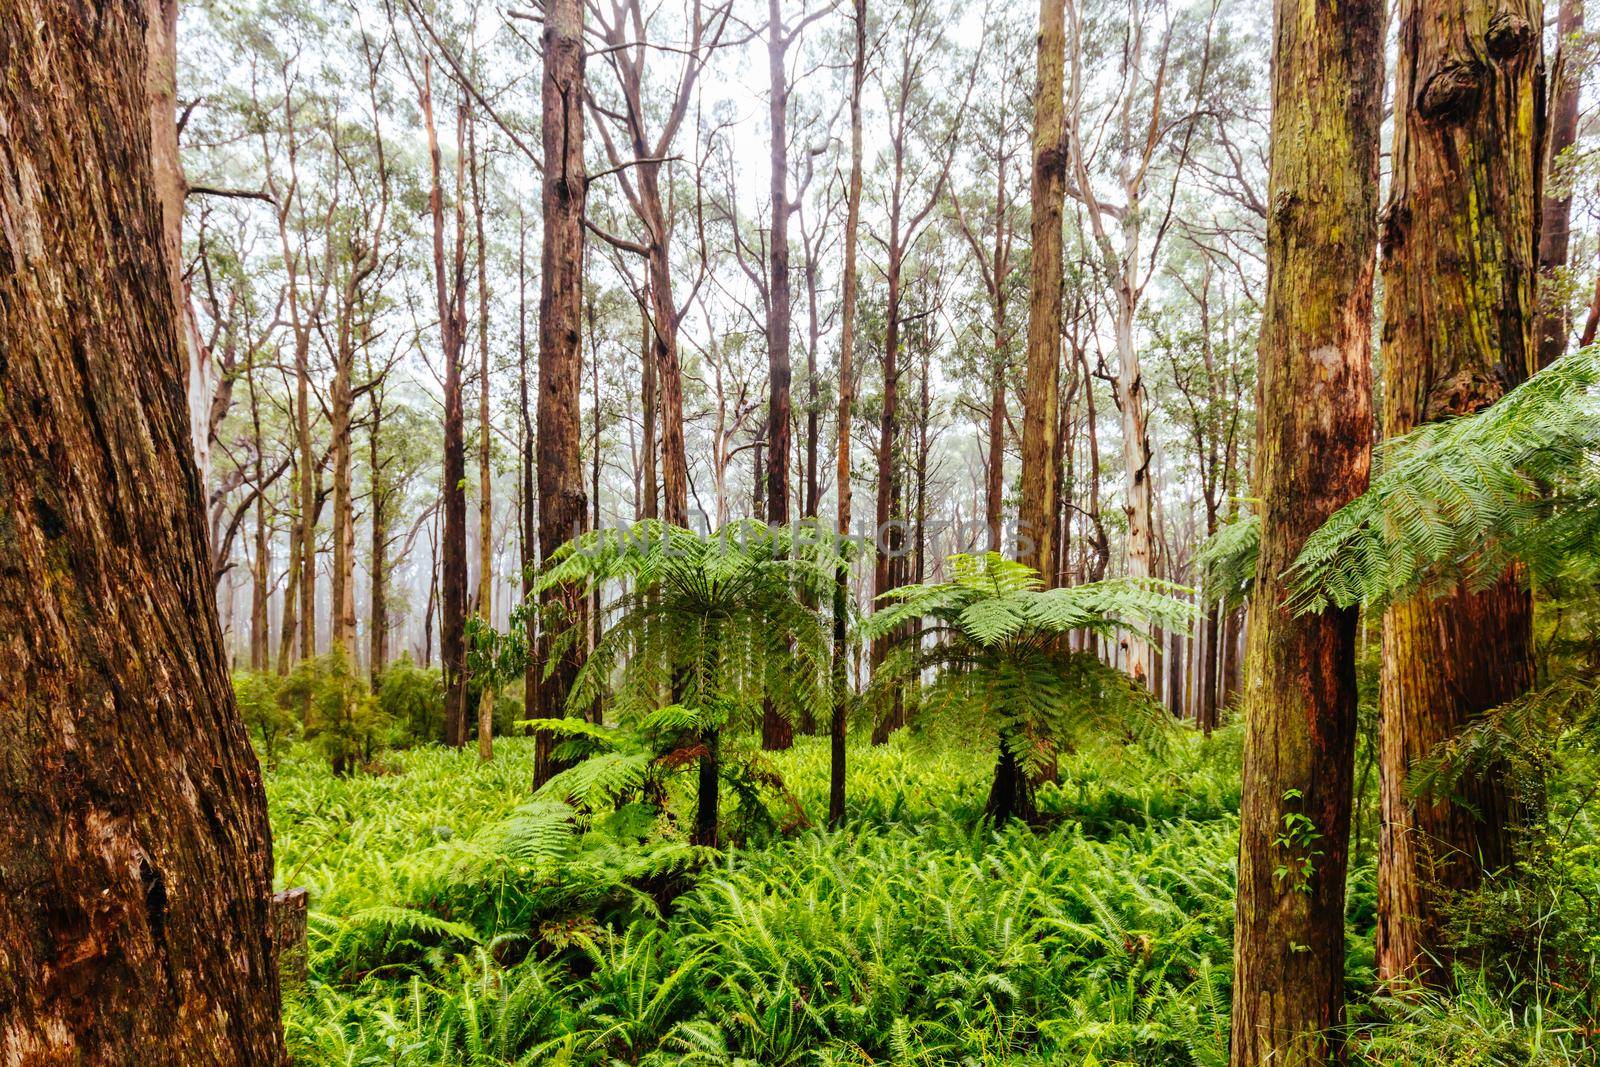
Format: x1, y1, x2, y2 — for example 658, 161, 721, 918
1376, 0, 1543, 990
1017, 0, 1066, 580
0, 0, 283, 1057
1229, 1, 1384, 1064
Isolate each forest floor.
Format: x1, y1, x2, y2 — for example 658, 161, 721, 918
268, 730, 1575, 1065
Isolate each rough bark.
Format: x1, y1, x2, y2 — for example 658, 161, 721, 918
1017, 0, 1066, 578
1375, 0, 1543, 989
1228, 0, 1383, 1063
0, 2, 284, 1057
1535, 0, 1583, 371
535, 0, 590, 787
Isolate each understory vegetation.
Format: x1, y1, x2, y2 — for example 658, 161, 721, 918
269, 721, 1598, 1065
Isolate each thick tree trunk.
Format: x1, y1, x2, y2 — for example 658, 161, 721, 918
1536, 0, 1583, 371
0, 2, 283, 1057
830, 0, 867, 829
1017, 0, 1066, 578
1229, 1, 1383, 1063
1376, 0, 1542, 988
535, 0, 590, 787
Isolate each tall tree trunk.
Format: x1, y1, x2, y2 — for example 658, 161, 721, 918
1536, 0, 1583, 371
422, 61, 470, 748
518, 211, 538, 732
0, 3, 283, 1056
988, 0, 1067, 821
639, 298, 659, 520
1113, 284, 1155, 683
831, 0, 867, 829
869, 247, 904, 745
1017, 0, 1066, 580
472, 116, 495, 761
249, 354, 273, 673
535, 0, 590, 787
329, 332, 356, 658
295, 335, 316, 667
1229, 0, 1383, 1062
278, 499, 300, 675
641, 172, 689, 528
369, 393, 389, 679
1375, 0, 1542, 990
763, 0, 795, 751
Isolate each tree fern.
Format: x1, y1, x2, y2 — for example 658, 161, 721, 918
861, 553, 1194, 819
1290, 345, 1600, 612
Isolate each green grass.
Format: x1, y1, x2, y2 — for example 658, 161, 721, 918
269, 729, 1593, 1065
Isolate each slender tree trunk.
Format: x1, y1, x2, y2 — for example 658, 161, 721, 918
1017, 0, 1065, 579
329, 332, 356, 657
869, 248, 905, 746
369, 396, 389, 679
422, 62, 470, 748
831, 0, 867, 829
641, 172, 689, 528
1229, 0, 1383, 1062
986, 354, 1006, 552
0, 3, 283, 1055
1113, 284, 1155, 683
249, 355, 273, 673
639, 298, 659, 520
472, 117, 495, 761
278, 500, 300, 675
763, 0, 795, 751
295, 338, 316, 666
1536, 0, 1583, 371
1375, 0, 1542, 990
535, 0, 590, 787
518, 211, 538, 731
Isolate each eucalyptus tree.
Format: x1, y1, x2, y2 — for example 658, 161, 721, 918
1374, 0, 1544, 990
0, 1, 282, 1055
1228, 0, 1383, 1060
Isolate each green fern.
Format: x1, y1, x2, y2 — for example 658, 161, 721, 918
862, 553, 1195, 785
1290, 345, 1600, 612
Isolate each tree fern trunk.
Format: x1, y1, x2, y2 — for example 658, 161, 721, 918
1375, 0, 1542, 990
1229, 0, 1384, 1062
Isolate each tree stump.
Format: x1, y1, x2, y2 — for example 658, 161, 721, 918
271, 888, 310, 987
